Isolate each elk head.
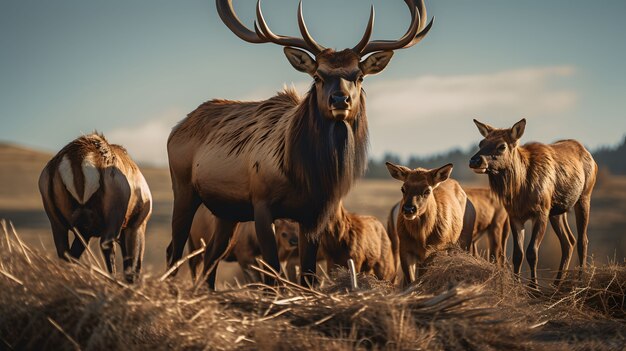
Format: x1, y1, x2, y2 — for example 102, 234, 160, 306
217, 0, 433, 121
469, 119, 527, 174
275, 219, 299, 250
386, 162, 453, 220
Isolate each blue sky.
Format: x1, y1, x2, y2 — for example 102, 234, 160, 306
1, 0, 625, 165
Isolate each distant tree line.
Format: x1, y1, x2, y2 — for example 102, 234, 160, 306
365, 135, 626, 181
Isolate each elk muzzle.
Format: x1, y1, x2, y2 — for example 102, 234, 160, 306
330, 93, 351, 120
469, 154, 488, 173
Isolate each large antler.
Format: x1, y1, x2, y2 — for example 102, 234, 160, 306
353, 0, 434, 56
216, 0, 325, 56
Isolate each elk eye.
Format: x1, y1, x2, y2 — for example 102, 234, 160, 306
281, 232, 288, 238
357, 75, 364, 82
313, 75, 321, 83
423, 189, 431, 196
497, 144, 506, 152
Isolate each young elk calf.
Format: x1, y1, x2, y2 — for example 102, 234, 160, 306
187, 205, 299, 282
319, 201, 397, 281
386, 162, 474, 284
470, 119, 597, 287
464, 187, 509, 265
39, 133, 152, 282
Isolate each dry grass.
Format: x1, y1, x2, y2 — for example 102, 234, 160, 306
1, 223, 624, 350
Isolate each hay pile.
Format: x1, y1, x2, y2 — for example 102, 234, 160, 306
0, 222, 624, 350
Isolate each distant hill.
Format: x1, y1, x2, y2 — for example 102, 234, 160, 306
365, 135, 626, 180
593, 136, 626, 175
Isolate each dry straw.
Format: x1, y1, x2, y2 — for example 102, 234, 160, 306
0, 222, 624, 350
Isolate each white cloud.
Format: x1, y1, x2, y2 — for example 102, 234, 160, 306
107, 65, 577, 165
106, 108, 183, 166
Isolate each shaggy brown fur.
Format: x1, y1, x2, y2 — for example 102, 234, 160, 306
186, 205, 299, 282
470, 118, 597, 287
38, 133, 152, 282
319, 202, 397, 281
464, 187, 509, 265
386, 162, 474, 284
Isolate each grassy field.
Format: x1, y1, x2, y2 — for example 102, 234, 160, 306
1, 142, 624, 280
0, 142, 625, 349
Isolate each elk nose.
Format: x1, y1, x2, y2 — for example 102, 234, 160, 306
330, 93, 350, 107
469, 155, 483, 168
289, 237, 298, 246
402, 205, 417, 214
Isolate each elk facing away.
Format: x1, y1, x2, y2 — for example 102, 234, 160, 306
166, 0, 433, 287
38, 133, 152, 283
386, 162, 474, 284
187, 205, 299, 283
464, 187, 509, 265
470, 119, 597, 287
319, 201, 397, 281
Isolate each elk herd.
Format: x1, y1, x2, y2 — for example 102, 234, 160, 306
37, 0, 597, 291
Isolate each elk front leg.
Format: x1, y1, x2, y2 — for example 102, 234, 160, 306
202, 218, 237, 289
299, 231, 319, 287
459, 198, 476, 251
526, 214, 548, 289
510, 218, 525, 280
253, 203, 281, 286
574, 197, 591, 269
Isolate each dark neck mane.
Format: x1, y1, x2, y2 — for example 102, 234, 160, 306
285, 87, 368, 236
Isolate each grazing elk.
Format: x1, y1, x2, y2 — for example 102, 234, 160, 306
464, 187, 509, 265
166, 0, 434, 288
319, 201, 397, 281
470, 119, 597, 287
386, 162, 474, 284
187, 205, 299, 282
38, 133, 152, 283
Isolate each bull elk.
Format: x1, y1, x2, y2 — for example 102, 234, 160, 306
470, 119, 597, 287
319, 201, 397, 281
38, 133, 152, 283
166, 0, 434, 288
187, 205, 299, 282
464, 187, 509, 265
386, 162, 474, 284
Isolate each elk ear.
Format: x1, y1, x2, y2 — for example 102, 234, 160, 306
385, 162, 410, 181
431, 163, 453, 186
284, 47, 316, 75
510, 118, 526, 141
360, 51, 394, 76
473, 119, 494, 137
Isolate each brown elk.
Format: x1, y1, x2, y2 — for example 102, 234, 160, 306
187, 205, 299, 282
166, 0, 433, 288
38, 133, 152, 283
386, 162, 474, 284
464, 187, 509, 265
319, 201, 397, 281
469, 119, 597, 287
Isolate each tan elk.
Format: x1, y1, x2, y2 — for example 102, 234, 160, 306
187, 205, 299, 282
464, 187, 509, 265
319, 201, 397, 281
38, 133, 152, 283
469, 119, 597, 287
386, 162, 474, 284
166, 0, 433, 288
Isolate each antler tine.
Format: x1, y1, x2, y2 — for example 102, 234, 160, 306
358, 0, 433, 56
351, 5, 375, 54
216, 0, 268, 44
403, 0, 435, 49
297, 1, 325, 55
255, 0, 323, 55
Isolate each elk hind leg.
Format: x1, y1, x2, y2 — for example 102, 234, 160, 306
574, 197, 591, 269
549, 214, 574, 284
120, 223, 146, 283
254, 203, 281, 286
168, 187, 201, 269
